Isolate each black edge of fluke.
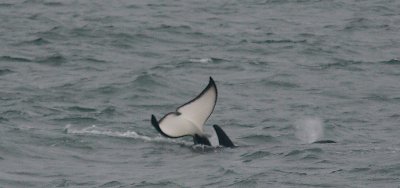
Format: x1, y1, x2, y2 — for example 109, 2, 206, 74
209, 77, 217, 100
209, 76, 215, 87
151, 114, 174, 138
213, 125, 235, 148
175, 76, 218, 112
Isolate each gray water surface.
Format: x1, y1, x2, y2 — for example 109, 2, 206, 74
1, 0, 400, 187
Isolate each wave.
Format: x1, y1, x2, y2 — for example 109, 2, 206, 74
380, 59, 400, 65
241, 151, 271, 163
0, 69, 14, 76
36, 54, 67, 65
0, 54, 67, 66
260, 79, 299, 88
16, 37, 50, 46
284, 148, 323, 161
252, 39, 307, 44
0, 56, 32, 63
0, 3, 13, 7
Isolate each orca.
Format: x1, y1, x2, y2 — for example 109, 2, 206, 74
312, 140, 336, 144
151, 77, 235, 147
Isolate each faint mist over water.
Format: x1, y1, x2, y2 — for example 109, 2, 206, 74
295, 117, 324, 144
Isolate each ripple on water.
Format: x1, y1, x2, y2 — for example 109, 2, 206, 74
0, 117, 8, 123
241, 151, 271, 163
0, 2, 13, 7
47, 179, 94, 187
67, 106, 97, 113
252, 39, 307, 44
371, 163, 400, 176
133, 73, 160, 86
0, 55, 32, 63
42, 2, 64, 7
53, 116, 99, 125
284, 148, 324, 161
133, 180, 184, 188
1, 110, 32, 121
0, 69, 14, 76
318, 59, 367, 71
217, 167, 238, 176
349, 167, 371, 173
380, 59, 400, 65
240, 134, 278, 144
36, 54, 67, 66
149, 24, 193, 34
260, 79, 300, 89
99, 181, 123, 188
228, 178, 258, 188
16, 37, 50, 46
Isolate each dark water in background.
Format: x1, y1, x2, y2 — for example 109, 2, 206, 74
1, 0, 400, 187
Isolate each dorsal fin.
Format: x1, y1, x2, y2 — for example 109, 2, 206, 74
213, 125, 235, 147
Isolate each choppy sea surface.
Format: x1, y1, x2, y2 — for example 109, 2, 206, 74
1, 0, 400, 187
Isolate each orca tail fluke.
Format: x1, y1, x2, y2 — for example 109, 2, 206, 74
193, 134, 211, 146
213, 125, 235, 147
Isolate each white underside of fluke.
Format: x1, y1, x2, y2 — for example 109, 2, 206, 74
158, 78, 217, 138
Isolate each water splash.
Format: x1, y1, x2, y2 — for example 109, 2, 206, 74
64, 124, 190, 145
294, 117, 324, 144
189, 58, 213, 63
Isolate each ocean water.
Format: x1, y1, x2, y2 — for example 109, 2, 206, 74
1, 0, 400, 187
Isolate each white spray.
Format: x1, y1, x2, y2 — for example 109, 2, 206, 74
294, 117, 324, 144
64, 124, 191, 145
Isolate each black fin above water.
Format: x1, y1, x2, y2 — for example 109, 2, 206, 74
193, 134, 211, 146
213, 125, 235, 147
312, 140, 336, 144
